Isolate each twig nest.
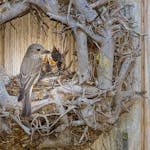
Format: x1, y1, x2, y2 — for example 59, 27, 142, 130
3, 70, 138, 149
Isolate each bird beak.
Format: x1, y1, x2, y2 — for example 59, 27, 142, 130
42, 49, 50, 54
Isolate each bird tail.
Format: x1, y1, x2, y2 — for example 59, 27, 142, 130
18, 88, 24, 101
22, 93, 31, 117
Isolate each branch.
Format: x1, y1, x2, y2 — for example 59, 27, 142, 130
32, 99, 56, 113
115, 58, 135, 90
10, 114, 31, 135
107, 58, 135, 124
48, 105, 75, 132
73, 0, 98, 22
97, 22, 115, 89
74, 29, 90, 84
0, 1, 28, 25
89, 0, 113, 8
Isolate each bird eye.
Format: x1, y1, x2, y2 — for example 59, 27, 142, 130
37, 49, 41, 51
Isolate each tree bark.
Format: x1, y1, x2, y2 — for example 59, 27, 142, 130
73, 0, 98, 22
74, 29, 90, 84
89, 0, 113, 8
0, 1, 28, 24
98, 23, 114, 89
0, 65, 17, 111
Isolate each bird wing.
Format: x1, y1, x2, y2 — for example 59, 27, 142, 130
19, 56, 42, 91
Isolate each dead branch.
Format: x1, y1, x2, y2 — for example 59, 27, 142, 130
10, 114, 31, 135
89, 0, 113, 8
107, 58, 135, 124
97, 19, 115, 89
72, 0, 98, 22
74, 29, 90, 84
0, 0, 28, 25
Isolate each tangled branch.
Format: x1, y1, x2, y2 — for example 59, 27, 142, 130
0, 0, 142, 149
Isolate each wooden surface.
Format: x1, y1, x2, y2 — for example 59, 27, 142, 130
143, 0, 150, 149
0, 26, 4, 65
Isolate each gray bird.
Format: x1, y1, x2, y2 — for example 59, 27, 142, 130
18, 43, 50, 117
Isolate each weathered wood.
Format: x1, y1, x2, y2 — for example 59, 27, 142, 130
89, 0, 113, 8
97, 20, 114, 89
141, 0, 149, 149
0, 65, 17, 111
88, 0, 142, 150
73, 0, 98, 22
0, 1, 28, 25
74, 29, 90, 84
144, 43, 150, 149
0, 26, 4, 65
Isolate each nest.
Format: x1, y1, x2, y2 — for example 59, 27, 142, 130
3, 57, 141, 150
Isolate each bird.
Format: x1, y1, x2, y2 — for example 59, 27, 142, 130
41, 47, 62, 75
51, 46, 61, 63
51, 46, 62, 70
18, 43, 50, 117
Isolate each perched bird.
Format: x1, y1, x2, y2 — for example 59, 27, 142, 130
18, 43, 50, 117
